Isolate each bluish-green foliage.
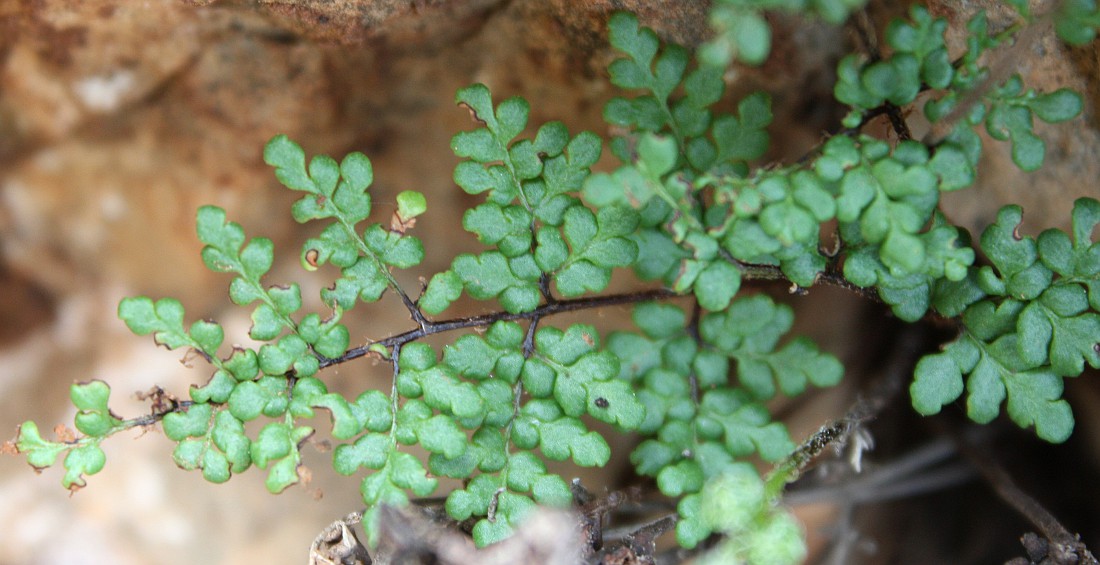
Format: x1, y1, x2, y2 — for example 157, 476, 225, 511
912, 198, 1100, 443
8, 4, 1100, 563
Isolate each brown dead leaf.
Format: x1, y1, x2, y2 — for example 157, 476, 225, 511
390, 212, 416, 234
309, 511, 370, 565
53, 424, 76, 443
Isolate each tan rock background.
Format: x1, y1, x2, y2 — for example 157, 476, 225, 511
0, 1, 1097, 563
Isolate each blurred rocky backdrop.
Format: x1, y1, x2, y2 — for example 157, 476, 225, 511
1, 1, 1097, 563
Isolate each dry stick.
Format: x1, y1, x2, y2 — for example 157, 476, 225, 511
784, 438, 974, 507
773, 325, 957, 565
765, 325, 927, 496
769, 339, 913, 563
952, 430, 1099, 565
308, 510, 369, 565
621, 514, 678, 557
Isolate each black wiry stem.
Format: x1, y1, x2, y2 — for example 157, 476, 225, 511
317, 258, 886, 372
399, 286, 430, 332
538, 272, 556, 305
63, 263, 884, 437
852, 7, 911, 141
320, 288, 679, 369
125, 399, 197, 429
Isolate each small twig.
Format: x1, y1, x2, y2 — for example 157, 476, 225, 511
596, 513, 678, 565
503, 315, 539, 443
308, 510, 369, 565
822, 502, 859, 565
320, 288, 679, 369
952, 428, 1099, 565
766, 325, 926, 496
854, 462, 973, 503
793, 106, 895, 166
784, 440, 973, 507
852, 8, 881, 63
320, 256, 908, 371
131, 399, 196, 428
522, 314, 540, 359
487, 486, 506, 523
538, 272, 556, 305
851, 7, 912, 141
396, 283, 430, 332
623, 514, 678, 554
575, 486, 640, 555
388, 342, 403, 445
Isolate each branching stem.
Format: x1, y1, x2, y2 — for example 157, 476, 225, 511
388, 342, 403, 450
88, 262, 886, 436
852, 8, 912, 141
321, 288, 678, 369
